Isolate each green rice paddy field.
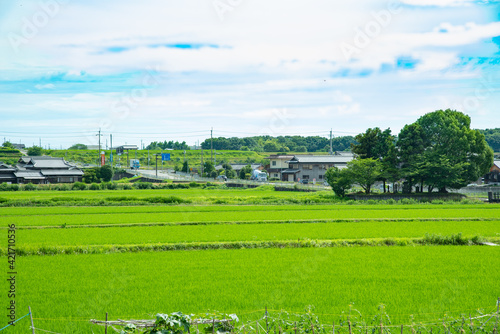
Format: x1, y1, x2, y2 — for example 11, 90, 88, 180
1, 187, 499, 333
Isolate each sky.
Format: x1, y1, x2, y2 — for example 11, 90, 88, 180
0, 0, 499, 149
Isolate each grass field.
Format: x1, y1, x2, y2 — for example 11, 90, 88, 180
1, 187, 499, 333
11, 247, 500, 333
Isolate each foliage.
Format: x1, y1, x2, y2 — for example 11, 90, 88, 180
181, 161, 189, 173
71, 182, 87, 191
27, 146, 43, 156
325, 167, 352, 197
2, 141, 14, 149
200, 135, 357, 152
346, 158, 382, 194
68, 143, 88, 150
239, 164, 253, 179
398, 109, 493, 192
220, 162, 236, 179
144, 312, 192, 334
100, 165, 114, 182
146, 140, 190, 150
479, 128, 500, 152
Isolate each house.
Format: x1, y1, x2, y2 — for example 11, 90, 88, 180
0, 162, 17, 184
284, 154, 354, 183
264, 155, 295, 180
484, 161, 500, 184
13, 156, 84, 184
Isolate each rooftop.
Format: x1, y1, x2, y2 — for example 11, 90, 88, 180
288, 155, 354, 164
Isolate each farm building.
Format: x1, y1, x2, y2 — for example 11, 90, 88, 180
0, 157, 84, 184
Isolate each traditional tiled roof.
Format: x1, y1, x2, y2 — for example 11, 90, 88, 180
14, 171, 45, 179
40, 169, 84, 176
264, 155, 295, 159
287, 155, 353, 164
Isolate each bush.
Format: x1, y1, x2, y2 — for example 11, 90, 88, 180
121, 184, 133, 190
23, 183, 36, 191
72, 182, 87, 191
189, 182, 201, 188
8, 184, 19, 191
53, 184, 70, 191
89, 183, 100, 190
133, 182, 152, 189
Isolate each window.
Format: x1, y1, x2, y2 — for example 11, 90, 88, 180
274, 174, 278, 177
70, 177, 74, 182
303, 175, 310, 179
272, 161, 276, 166
319, 175, 323, 179
57, 177, 60, 183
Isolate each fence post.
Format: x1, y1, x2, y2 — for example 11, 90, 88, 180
333, 322, 335, 334
105, 312, 108, 334
348, 320, 352, 334
213, 319, 215, 334
401, 324, 403, 334
29, 306, 35, 334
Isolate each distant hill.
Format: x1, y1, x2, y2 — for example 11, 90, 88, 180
479, 128, 500, 152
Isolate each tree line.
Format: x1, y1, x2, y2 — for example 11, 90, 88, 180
199, 135, 357, 152
326, 109, 494, 195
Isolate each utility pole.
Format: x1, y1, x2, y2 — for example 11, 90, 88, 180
39, 137, 41, 147
201, 148, 204, 176
110, 134, 113, 167
329, 129, 333, 155
210, 127, 214, 164
96, 128, 103, 166
155, 153, 159, 177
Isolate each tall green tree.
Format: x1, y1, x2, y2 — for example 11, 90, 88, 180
346, 158, 382, 194
347, 158, 382, 195
181, 161, 189, 173
239, 164, 253, 179
352, 127, 398, 192
397, 123, 426, 193
325, 167, 353, 197
398, 109, 493, 192
100, 165, 114, 182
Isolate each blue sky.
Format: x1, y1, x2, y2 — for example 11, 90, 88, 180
0, 0, 499, 148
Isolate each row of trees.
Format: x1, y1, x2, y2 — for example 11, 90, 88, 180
326, 110, 494, 195
146, 141, 190, 150
479, 128, 500, 152
200, 135, 356, 152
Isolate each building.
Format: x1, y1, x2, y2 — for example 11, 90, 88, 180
264, 155, 294, 180
484, 161, 500, 184
12, 144, 25, 150
283, 154, 354, 183
0, 157, 84, 184
0, 162, 17, 184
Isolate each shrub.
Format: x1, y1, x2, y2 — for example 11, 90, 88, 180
54, 184, 70, 191
9, 184, 19, 191
133, 182, 152, 189
23, 183, 37, 191
72, 182, 87, 191
89, 183, 100, 190
189, 182, 201, 188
